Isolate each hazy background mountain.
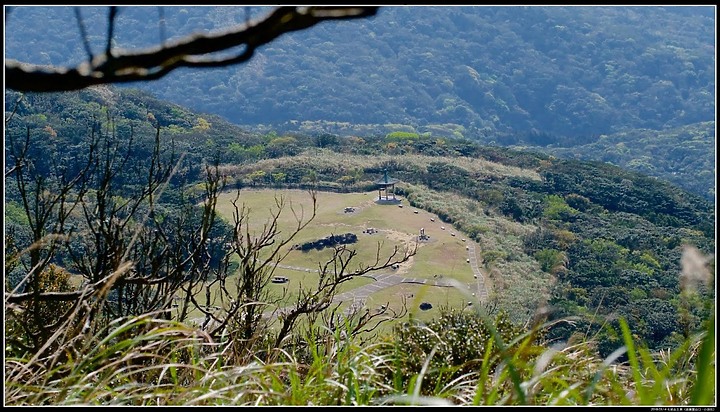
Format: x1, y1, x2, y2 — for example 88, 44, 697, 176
4, 6, 716, 199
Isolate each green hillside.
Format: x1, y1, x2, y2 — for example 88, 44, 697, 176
5, 87, 714, 350
529, 121, 716, 200
4, 87, 715, 406
6, 6, 714, 136
4, 6, 716, 199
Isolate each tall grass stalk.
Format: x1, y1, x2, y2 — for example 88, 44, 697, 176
5, 276, 714, 406
690, 314, 715, 404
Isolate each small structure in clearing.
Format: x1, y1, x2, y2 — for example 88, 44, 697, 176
375, 169, 400, 203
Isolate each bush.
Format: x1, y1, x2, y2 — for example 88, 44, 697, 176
386, 131, 420, 141
5, 264, 75, 357
382, 307, 525, 395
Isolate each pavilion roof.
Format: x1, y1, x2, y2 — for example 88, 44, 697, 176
374, 169, 400, 185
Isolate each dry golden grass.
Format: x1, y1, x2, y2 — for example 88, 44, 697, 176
218, 149, 542, 182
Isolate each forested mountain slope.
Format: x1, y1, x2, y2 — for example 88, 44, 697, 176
5, 5, 715, 199
5, 87, 715, 356
4, 6, 714, 137
530, 121, 716, 200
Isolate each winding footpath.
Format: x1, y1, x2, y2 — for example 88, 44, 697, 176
276, 240, 490, 315
191, 242, 491, 326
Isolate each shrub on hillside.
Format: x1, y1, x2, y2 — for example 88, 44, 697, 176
381, 307, 527, 395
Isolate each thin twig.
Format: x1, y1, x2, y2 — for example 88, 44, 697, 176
74, 7, 94, 62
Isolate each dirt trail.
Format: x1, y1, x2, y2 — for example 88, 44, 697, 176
275, 238, 490, 312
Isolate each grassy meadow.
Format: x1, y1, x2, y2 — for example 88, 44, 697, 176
211, 188, 484, 323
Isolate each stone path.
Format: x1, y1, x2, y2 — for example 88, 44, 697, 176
466, 242, 489, 302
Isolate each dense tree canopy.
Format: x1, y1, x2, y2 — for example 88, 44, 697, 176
5, 6, 713, 139
6, 6, 713, 200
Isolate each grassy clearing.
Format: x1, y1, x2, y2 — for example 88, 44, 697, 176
213, 188, 481, 315
364, 282, 476, 333
71, 186, 545, 328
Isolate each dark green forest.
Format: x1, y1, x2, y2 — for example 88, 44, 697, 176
5, 6, 714, 200
5, 88, 715, 357
530, 122, 715, 200
6, 6, 714, 135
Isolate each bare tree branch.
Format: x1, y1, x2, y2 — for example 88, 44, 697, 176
106, 6, 118, 57
5, 6, 379, 92
74, 7, 94, 62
